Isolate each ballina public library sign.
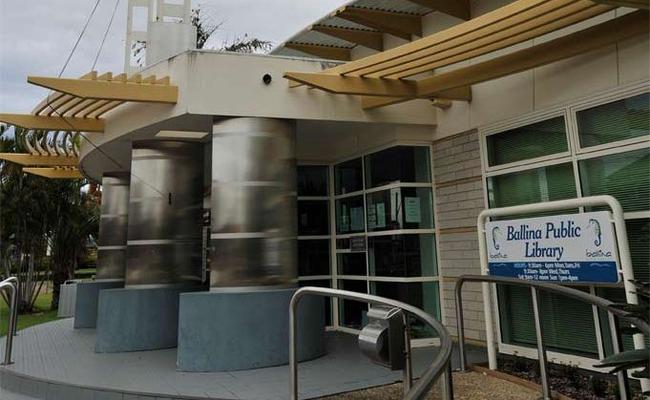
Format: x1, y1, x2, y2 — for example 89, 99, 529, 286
486, 212, 619, 284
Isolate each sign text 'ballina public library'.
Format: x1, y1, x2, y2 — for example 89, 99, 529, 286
486, 211, 620, 283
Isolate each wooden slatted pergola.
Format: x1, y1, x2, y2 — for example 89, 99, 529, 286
284, 0, 649, 109
0, 71, 177, 179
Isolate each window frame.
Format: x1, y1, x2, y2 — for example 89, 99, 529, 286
569, 83, 650, 155
328, 141, 443, 345
480, 107, 572, 174
478, 81, 650, 368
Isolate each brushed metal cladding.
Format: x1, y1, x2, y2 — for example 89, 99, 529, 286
211, 118, 297, 288
96, 174, 130, 280
126, 141, 204, 287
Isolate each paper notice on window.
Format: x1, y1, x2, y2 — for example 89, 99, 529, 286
351, 207, 364, 231
341, 204, 349, 232
376, 203, 386, 228
367, 205, 377, 229
404, 197, 421, 223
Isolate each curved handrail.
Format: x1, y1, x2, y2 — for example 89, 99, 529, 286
290, 286, 453, 400
0, 278, 17, 365
455, 274, 646, 400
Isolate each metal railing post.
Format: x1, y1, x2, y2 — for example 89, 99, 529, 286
290, 287, 453, 400
440, 361, 454, 400
1, 280, 17, 365
607, 312, 630, 400
455, 281, 467, 372
402, 312, 413, 395
289, 292, 298, 400
530, 287, 551, 400
5, 277, 19, 337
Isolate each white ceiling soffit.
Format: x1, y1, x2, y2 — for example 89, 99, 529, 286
271, 0, 435, 59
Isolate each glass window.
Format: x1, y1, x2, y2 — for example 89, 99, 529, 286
577, 93, 649, 148
487, 163, 577, 208
370, 282, 440, 338
335, 158, 363, 195
486, 117, 568, 167
579, 148, 650, 213
497, 286, 598, 357
297, 200, 329, 236
627, 218, 650, 283
366, 187, 434, 232
338, 280, 367, 329
335, 195, 365, 234
297, 165, 328, 196
299, 279, 332, 326
337, 252, 366, 276
368, 234, 437, 277
364, 146, 431, 188
297, 240, 330, 276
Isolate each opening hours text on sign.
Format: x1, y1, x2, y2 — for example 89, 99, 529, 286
485, 211, 619, 283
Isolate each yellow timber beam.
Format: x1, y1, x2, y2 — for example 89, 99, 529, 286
285, 11, 648, 108
0, 153, 78, 167
311, 25, 383, 51
360, 86, 472, 110
284, 43, 351, 61
27, 76, 178, 104
406, 0, 470, 20
590, 0, 649, 9
283, 72, 418, 97
23, 167, 83, 179
316, 0, 612, 80
0, 113, 104, 132
335, 7, 422, 41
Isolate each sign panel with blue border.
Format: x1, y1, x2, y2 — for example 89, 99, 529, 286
485, 211, 619, 283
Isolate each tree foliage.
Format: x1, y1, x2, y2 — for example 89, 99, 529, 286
191, 6, 271, 53
0, 125, 99, 311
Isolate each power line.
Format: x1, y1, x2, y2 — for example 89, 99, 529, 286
38, 0, 165, 197
59, 0, 103, 77
92, 0, 121, 71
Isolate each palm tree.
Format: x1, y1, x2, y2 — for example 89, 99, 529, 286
0, 126, 99, 310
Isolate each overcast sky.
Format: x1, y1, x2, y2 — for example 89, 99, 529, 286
0, 0, 346, 113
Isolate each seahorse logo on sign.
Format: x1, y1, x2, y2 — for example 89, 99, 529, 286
491, 226, 501, 250
588, 218, 602, 247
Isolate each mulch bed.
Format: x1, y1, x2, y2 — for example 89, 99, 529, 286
495, 354, 644, 400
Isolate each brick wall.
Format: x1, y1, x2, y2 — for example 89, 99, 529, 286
433, 130, 487, 341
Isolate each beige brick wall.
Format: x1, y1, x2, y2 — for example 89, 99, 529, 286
433, 130, 487, 341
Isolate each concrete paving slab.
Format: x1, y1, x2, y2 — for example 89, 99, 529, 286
0, 318, 487, 400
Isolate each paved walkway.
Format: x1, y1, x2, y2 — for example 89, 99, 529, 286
0, 318, 487, 399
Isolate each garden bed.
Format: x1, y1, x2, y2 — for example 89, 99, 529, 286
495, 354, 644, 400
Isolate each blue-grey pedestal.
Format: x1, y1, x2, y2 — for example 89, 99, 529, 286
177, 288, 326, 371
95, 286, 194, 353
73, 280, 124, 329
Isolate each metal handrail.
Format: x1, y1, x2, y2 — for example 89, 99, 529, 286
455, 275, 647, 400
3, 277, 19, 337
0, 278, 18, 365
290, 286, 454, 400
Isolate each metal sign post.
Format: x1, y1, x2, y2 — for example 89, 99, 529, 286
476, 195, 648, 393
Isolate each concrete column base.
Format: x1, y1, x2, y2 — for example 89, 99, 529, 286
95, 286, 196, 353
177, 288, 326, 371
73, 280, 124, 329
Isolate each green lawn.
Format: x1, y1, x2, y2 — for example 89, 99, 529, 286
0, 291, 60, 337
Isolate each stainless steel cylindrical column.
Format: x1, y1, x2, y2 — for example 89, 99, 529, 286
210, 118, 297, 288
96, 173, 130, 281
125, 141, 204, 287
